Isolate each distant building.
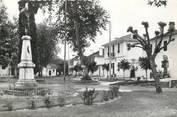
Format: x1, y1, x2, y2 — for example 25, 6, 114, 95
102, 34, 144, 78
41, 58, 63, 77
101, 31, 177, 80
0, 65, 13, 77
42, 63, 57, 77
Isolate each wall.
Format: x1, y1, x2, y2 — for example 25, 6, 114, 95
42, 67, 57, 77
0, 65, 12, 77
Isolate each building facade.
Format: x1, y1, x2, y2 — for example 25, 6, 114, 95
102, 34, 144, 78
0, 65, 13, 77
100, 31, 177, 79
42, 63, 57, 77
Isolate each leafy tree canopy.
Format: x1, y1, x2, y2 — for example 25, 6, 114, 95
88, 61, 98, 73
118, 59, 130, 71
0, 3, 18, 68
53, 0, 109, 58
36, 22, 60, 75
139, 57, 151, 71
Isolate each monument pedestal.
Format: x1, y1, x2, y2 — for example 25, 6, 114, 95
15, 35, 37, 89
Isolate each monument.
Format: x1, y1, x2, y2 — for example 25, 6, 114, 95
15, 35, 37, 89
15, 1, 37, 89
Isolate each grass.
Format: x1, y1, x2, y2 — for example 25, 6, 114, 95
0, 76, 177, 117
0, 91, 177, 117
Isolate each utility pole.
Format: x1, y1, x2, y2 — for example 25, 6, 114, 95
68, 44, 70, 76
64, 0, 67, 81
109, 22, 112, 78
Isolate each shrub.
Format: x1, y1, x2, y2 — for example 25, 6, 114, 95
80, 87, 98, 105
101, 85, 119, 102
109, 84, 119, 98
57, 97, 65, 107
4, 101, 13, 111
28, 99, 36, 110
108, 90, 114, 99
102, 91, 109, 101
44, 96, 52, 108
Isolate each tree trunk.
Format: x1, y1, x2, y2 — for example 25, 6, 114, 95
145, 70, 148, 80
149, 57, 162, 93
107, 70, 108, 78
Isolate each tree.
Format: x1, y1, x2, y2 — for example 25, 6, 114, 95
102, 63, 109, 77
0, 4, 10, 68
127, 21, 175, 93
73, 64, 83, 76
56, 61, 68, 76
139, 57, 151, 79
54, 0, 109, 69
118, 59, 130, 78
148, 0, 167, 7
0, 3, 18, 74
88, 61, 98, 75
36, 22, 59, 76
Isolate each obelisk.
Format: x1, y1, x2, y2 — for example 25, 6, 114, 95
15, 35, 37, 89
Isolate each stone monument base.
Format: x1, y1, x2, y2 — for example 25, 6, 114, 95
15, 79, 38, 90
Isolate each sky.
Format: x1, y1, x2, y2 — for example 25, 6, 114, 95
2, 0, 177, 59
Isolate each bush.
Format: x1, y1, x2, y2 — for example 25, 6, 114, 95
44, 96, 52, 108
109, 84, 119, 98
4, 101, 13, 111
102, 91, 109, 101
28, 99, 36, 110
80, 87, 98, 105
57, 97, 65, 107
101, 84, 119, 102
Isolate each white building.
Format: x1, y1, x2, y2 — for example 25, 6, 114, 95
100, 31, 177, 80
42, 63, 57, 77
102, 34, 144, 78
0, 65, 13, 77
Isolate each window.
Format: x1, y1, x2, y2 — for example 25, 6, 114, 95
112, 45, 115, 56
112, 45, 115, 53
164, 41, 167, 51
107, 46, 110, 57
117, 62, 120, 71
117, 43, 120, 53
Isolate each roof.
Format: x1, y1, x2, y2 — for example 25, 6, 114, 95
102, 34, 137, 46
88, 51, 99, 57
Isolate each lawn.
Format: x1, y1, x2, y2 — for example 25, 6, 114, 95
0, 76, 177, 117
0, 90, 177, 117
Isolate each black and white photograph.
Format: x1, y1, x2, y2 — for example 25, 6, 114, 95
0, 0, 177, 116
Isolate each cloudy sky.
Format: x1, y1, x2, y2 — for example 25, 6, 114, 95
2, 0, 177, 59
